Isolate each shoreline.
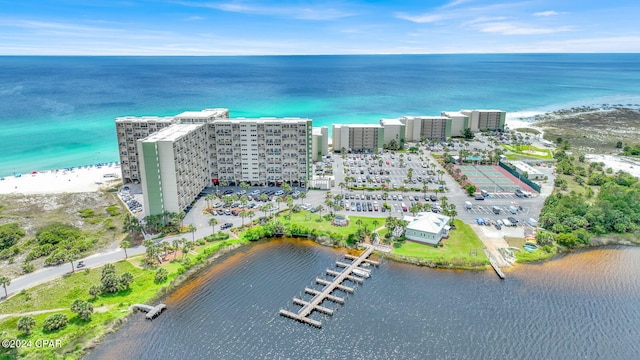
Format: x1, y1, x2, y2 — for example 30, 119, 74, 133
0, 164, 122, 195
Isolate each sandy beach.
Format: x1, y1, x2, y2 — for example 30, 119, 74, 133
0, 164, 122, 195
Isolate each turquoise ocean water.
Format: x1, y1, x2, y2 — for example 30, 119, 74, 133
1, 54, 639, 176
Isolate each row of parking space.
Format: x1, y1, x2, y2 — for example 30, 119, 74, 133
466, 205, 530, 216
119, 187, 143, 214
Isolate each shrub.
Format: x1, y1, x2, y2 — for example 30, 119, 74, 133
22, 262, 35, 274
18, 316, 36, 335
36, 223, 82, 245
42, 313, 68, 332
196, 239, 206, 246
0, 223, 25, 250
154, 268, 168, 283
71, 299, 94, 320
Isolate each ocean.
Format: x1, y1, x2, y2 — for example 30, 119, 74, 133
1, 54, 639, 176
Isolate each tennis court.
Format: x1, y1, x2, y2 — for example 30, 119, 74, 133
455, 165, 534, 193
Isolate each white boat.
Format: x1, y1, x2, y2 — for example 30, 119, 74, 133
352, 268, 370, 278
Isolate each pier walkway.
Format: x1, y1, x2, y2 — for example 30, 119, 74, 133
133, 303, 167, 319
280, 245, 379, 328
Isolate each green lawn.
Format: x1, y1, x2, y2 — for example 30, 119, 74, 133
501, 144, 553, 159
0, 238, 243, 359
391, 220, 489, 268
282, 211, 384, 237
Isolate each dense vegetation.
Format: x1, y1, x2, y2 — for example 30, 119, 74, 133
539, 165, 640, 248
621, 144, 640, 156
0, 223, 25, 251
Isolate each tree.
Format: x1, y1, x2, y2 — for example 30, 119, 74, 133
239, 210, 248, 226
88, 285, 101, 300
18, 315, 36, 335
155, 268, 168, 283
43, 313, 68, 332
123, 213, 142, 239
462, 127, 474, 139
172, 239, 181, 259
356, 219, 363, 229
120, 272, 134, 290
120, 239, 130, 259
187, 224, 197, 243
208, 218, 218, 233
0, 223, 25, 251
0, 275, 10, 298
616, 141, 623, 149
66, 249, 80, 274
182, 241, 194, 260
204, 193, 216, 209
71, 299, 94, 321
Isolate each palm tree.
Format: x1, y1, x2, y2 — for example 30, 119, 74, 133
182, 241, 193, 260
0, 275, 11, 298
208, 218, 218, 233
247, 210, 255, 226
123, 213, 142, 239
410, 203, 421, 216
282, 183, 292, 195
315, 204, 324, 219
372, 219, 380, 231
299, 191, 307, 204
205, 193, 216, 209
187, 224, 197, 243
240, 181, 250, 194
355, 219, 363, 229
338, 182, 346, 196
239, 210, 248, 226
260, 193, 268, 203
172, 239, 181, 259
262, 202, 273, 218
120, 239, 130, 259
276, 196, 283, 210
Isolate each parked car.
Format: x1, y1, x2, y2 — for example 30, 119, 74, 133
220, 223, 233, 230
475, 194, 485, 200
508, 217, 519, 225
476, 218, 485, 225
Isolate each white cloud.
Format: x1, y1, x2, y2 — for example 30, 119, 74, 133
533, 10, 560, 17
174, 1, 354, 20
477, 21, 574, 35
395, 13, 445, 23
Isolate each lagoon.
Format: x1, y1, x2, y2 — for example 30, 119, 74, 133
88, 239, 640, 359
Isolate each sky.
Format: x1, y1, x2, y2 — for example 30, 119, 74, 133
0, 0, 639, 55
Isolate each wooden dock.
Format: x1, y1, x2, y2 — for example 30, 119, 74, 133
280, 245, 378, 328
133, 303, 167, 319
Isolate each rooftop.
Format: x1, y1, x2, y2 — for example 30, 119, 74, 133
174, 108, 229, 119
404, 212, 451, 234
380, 118, 404, 126
141, 124, 204, 142
115, 116, 175, 123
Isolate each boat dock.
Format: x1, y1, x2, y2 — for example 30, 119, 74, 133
488, 257, 505, 279
133, 303, 167, 319
279, 245, 379, 328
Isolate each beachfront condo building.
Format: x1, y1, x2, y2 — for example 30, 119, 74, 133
379, 118, 406, 146
207, 117, 312, 187
116, 108, 229, 184
332, 124, 384, 153
116, 109, 314, 216
116, 116, 175, 183
401, 116, 452, 142
441, 111, 469, 137
460, 110, 506, 132
312, 126, 329, 161
138, 124, 210, 216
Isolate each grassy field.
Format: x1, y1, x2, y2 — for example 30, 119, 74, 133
0, 238, 244, 359
283, 211, 384, 236
501, 144, 554, 160
390, 220, 489, 267
504, 236, 558, 263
